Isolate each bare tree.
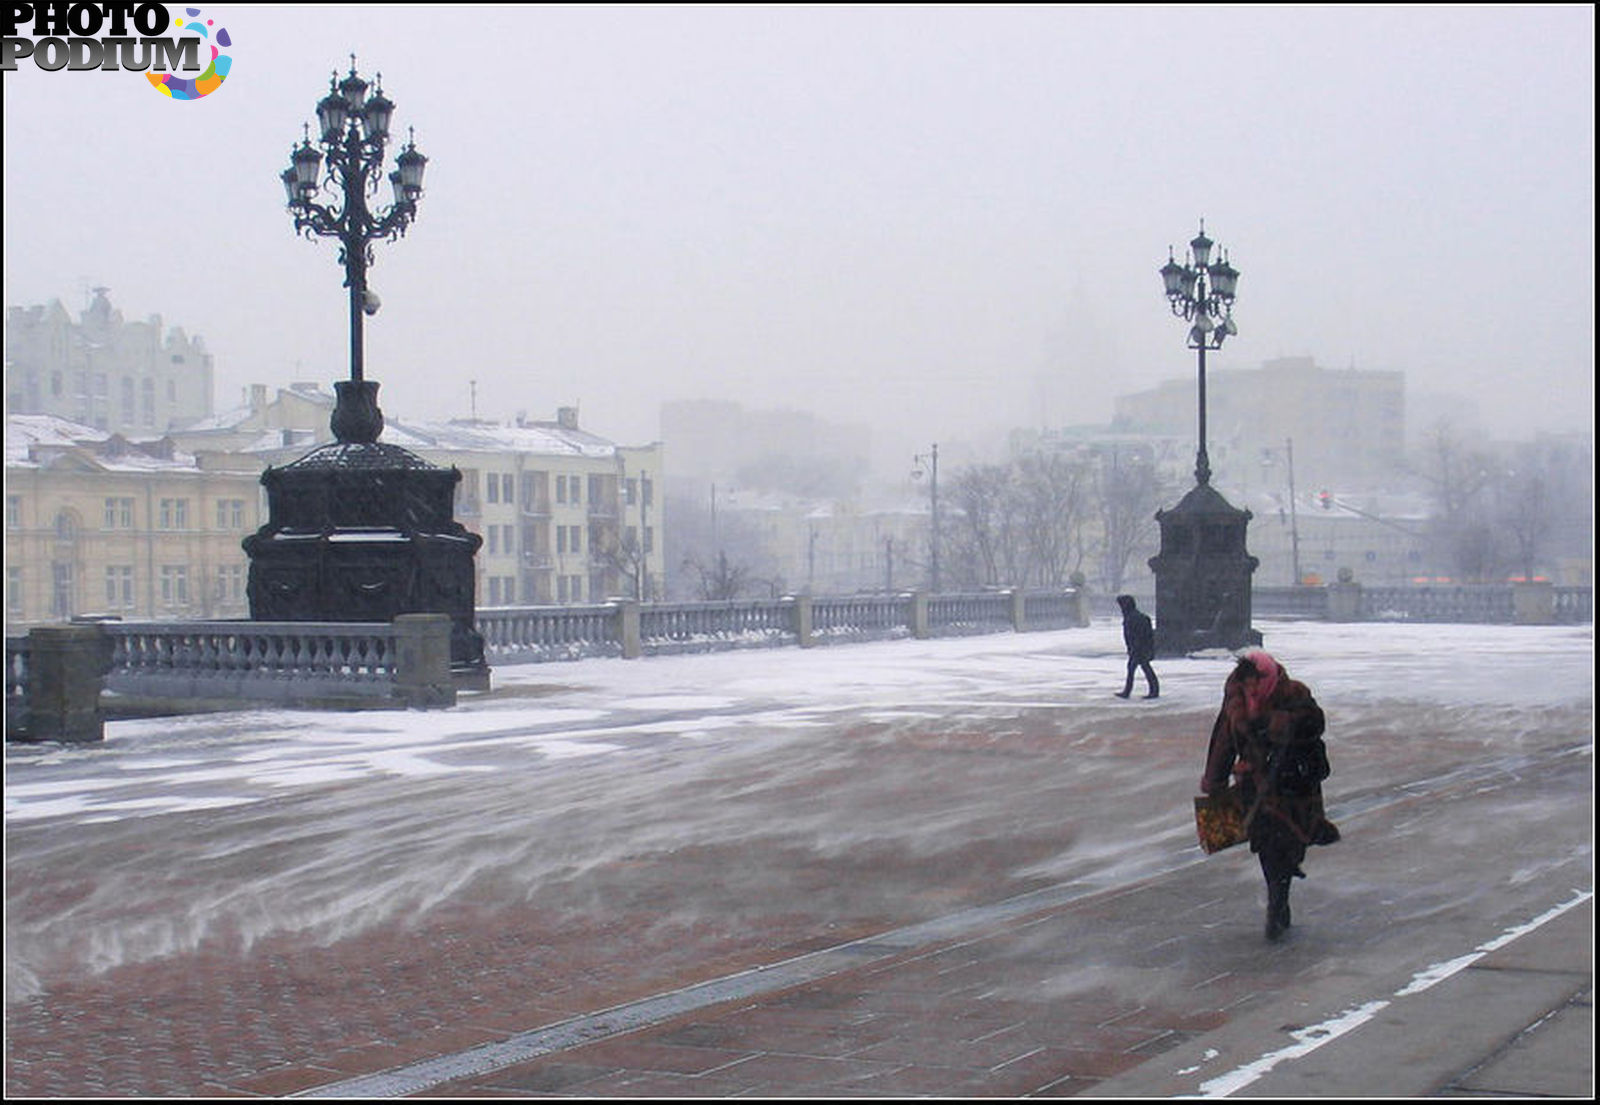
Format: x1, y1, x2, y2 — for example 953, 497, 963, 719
1097, 450, 1165, 593
946, 463, 1013, 588
1413, 421, 1503, 581
944, 451, 1092, 590
682, 550, 752, 601
1013, 451, 1091, 587
594, 528, 647, 600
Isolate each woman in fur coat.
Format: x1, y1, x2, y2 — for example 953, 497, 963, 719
1201, 651, 1338, 940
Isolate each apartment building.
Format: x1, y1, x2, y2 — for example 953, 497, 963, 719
378, 408, 665, 606
5, 289, 215, 435
1114, 356, 1405, 491
5, 415, 263, 626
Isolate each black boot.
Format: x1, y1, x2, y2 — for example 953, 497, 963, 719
1265, 877, 1291, 941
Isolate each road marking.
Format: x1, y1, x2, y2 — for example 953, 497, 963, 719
291, 750, 1588, 1098
1192, 888, 1593, 1098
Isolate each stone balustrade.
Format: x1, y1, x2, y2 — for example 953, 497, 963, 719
479, 589, 1088, 664
1253, 582, 1590, 625
7, 614, 457, 741
477, 605, 625, 663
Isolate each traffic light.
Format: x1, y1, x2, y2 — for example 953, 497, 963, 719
1319, 490, 1332, 510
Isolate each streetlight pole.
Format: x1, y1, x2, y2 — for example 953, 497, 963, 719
281, 56, 427, 444
1160, 221, 1239, 487
912, 444, 940, 592
1284, 437, 1302, 585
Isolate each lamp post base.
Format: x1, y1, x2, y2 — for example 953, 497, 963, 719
244, 439, 488, 680
1148, 482, 1262, 657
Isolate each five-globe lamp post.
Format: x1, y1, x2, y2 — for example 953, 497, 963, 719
249, 60, 487, 682
280, 58, 427, 444
1160, 222, 1239, 488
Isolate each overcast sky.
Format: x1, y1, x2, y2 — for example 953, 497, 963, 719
3, 4, 1593, 470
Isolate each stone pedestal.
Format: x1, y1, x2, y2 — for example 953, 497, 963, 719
1147, 483, 1262, 656
1512, 580, 1556, 625
25, 624, 110, 742
244, 440, 487, 682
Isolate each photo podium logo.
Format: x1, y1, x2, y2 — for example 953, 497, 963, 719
2, 3, 233, 100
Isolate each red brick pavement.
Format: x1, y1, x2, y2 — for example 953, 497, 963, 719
6, 694, 1589, 1098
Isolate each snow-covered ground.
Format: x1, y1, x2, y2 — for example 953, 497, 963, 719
5, 618, 1593, 826
4, 618, 1592, 1006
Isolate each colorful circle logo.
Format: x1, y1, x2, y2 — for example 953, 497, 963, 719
148, 7, 232, 100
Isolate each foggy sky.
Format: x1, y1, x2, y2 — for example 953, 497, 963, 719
3, 5, 1593, 473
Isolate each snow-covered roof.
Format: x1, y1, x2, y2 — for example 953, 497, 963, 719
6, 414, 112, 465
5, 414, 199, 472
385, 418, 620, 460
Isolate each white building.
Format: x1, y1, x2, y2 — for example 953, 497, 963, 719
5, 289, 215, 435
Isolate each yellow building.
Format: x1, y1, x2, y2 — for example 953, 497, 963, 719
378, 410, 666, 605
239, 407, 668, 607
5, 415, 264, 626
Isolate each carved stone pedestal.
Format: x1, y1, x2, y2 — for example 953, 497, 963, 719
244, 439, 487, 683
1148, 482, 1263, 657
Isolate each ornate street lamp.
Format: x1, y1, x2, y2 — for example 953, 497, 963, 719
912, 444, 940, 592
282, 57, 427, 443
1146, 220, 1260, 656
248, 60, 486, 684
1161, 220, 1239, 488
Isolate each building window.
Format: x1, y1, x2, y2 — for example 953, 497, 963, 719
159, 498, 190, 530
216, 499, 245, 530
501, 474, 514, 504
104, 497, 135, 529
216, 565, 244, 605
51, 562, 73, 618
105, 565, 134, 608
487, 527, 499, 555
487, 476, 499, 504
160, 565, 189, 606
6, 496, 20, 529
644, 526, 654, 554
7, 567, 23, 614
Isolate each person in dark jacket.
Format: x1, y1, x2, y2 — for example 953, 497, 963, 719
1115, 594, 1159, 699
1201, 651, 1338, 940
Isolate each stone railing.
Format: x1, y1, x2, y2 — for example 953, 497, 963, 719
1553, 586, 1593, 624
477, 604, 626, 663
638, 599, 797, 656
8, 591, 1088, 740
1253, 582, 1591, 625
479, 589, 1088, 665
811, 594, 916, 644
7, 614, 457, 742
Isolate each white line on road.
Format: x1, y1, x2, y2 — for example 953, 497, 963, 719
1192, 888, 1594, 1098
